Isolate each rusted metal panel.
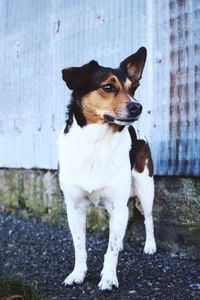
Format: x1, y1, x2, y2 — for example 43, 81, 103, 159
167, 0, 200, 175
0, 0, 199, 175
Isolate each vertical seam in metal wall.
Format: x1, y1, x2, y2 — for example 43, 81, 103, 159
146, 0, 154, 165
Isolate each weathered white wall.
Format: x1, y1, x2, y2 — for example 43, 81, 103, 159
0, 0, 199, 175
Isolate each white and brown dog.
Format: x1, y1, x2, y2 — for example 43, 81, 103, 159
58, 47, 156, 291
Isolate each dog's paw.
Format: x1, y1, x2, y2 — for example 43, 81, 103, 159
144, 239, 156, 255
98, 271, 119, 291
63, 268, 87, 285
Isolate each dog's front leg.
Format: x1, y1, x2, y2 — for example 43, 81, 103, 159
64, 199, 87, 285
98, 203, 128, 291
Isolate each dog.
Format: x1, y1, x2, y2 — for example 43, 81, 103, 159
58, 47, 156, 291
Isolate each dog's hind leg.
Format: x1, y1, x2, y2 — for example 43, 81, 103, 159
132, 167, 156, 254
63, 196, 88, 285
129, 126, 156, 254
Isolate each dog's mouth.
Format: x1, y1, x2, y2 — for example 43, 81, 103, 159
104, 114, 140, 125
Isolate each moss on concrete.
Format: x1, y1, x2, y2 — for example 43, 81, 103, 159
0, 170, 20, 209
192, 180, 200, 195
87, 206, 109, 236
0, 169, 65, 223
49, 190, 67, 226
182, 223, 200, 247
26, 176, 46, 219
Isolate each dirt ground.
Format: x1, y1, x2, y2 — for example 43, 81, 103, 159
0, 213, 200, 300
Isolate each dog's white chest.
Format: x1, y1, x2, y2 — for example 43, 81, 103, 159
58, 122, 131, 194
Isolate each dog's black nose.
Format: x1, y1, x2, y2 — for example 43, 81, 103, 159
127, 102, 143, 115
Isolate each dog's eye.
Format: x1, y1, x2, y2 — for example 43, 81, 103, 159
102, 84, 115, 92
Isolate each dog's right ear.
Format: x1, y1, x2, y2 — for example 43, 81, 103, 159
62, 60, 99, 90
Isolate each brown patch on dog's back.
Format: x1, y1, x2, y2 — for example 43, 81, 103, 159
129, 126, 154, 177
133, 141, 154, 177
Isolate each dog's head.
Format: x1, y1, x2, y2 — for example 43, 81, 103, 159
62, 47, 147, 127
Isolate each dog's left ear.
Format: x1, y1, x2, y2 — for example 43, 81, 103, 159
120, 47, 147, 82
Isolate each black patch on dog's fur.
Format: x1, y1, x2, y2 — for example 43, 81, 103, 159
64, 102, 74, 133
128, 125, 138, 169
118, 125, 125, 132
64, 93, 87, 132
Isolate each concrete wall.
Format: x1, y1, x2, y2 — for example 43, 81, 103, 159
0, 169, 199, 258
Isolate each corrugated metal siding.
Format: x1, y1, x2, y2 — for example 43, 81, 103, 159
150, 0, 200, 175
0, 0, 199, 175
168, 0, 200, 175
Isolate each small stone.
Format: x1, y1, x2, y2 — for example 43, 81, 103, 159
189, 283, 200, 290
129, 290, 136, 294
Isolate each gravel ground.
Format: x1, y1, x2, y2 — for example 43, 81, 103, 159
0, 213, 200, 300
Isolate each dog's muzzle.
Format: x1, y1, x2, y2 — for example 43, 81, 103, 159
116, 102, 142, 123
104, 101, 143, 125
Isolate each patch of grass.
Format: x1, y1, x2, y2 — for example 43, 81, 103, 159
0, 278, 50, 300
